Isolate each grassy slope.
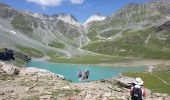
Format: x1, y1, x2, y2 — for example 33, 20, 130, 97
48, 41, 65, 49
16, 45, 44, 58
123, 65, 170, 95
82, 26, 170, 60
47, 55, 130, 64
0, 48, 30, 66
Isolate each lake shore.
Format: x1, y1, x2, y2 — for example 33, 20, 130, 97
44, 59, 170, 68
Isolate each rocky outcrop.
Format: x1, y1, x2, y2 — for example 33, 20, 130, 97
0, 62, 20, 75
156, 21, 170, 32
20, 67, 65, 80
0, 48, 15, 61
0, 61, 169, 100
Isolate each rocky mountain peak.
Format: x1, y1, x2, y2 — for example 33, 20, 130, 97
51, 13, 81, 27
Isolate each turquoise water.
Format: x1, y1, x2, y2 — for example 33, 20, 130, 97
25, 61, 146, 82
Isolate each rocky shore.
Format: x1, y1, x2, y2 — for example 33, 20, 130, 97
0, 61, 169, 100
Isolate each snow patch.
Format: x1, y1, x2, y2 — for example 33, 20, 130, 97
166, 16, 170, 19
10, 30, 17, 35
84, 14, 106, 26
57, 15, 81, 27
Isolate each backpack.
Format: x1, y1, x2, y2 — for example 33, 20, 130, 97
131, 86, 143, 100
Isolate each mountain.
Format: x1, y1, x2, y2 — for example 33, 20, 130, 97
83, 2, 170, 60
0, 2, 89, 58
0, 1, 170, 61
51, 13, 81, 27
84, 14, 106, 26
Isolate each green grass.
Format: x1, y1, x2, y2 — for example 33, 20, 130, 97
0, 75, 15, 80
49, 55, 131, 64
87, 29, 99, 41
0, 48, 4, 52
12, 57, 26, 66
45, 50, 64, 59
82, 26, 170, 60
123, 72, 170, 95
16, 45, 44, 58
0, 48, 29, 66
100, 29, 120, 38
48, 41, 65, 49
154, 72, 170, 83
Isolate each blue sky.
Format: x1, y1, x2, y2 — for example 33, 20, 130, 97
0, 0, 149, 23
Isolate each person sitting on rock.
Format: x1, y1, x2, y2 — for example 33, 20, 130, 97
130, 77, 146, 100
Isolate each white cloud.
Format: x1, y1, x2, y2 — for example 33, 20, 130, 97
70, 0, 84, 4
27, 0, 63, 7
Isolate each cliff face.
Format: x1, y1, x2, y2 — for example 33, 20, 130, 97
0, 61, 169, 100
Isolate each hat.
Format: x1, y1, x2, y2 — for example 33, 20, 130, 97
133, 77, 144, 85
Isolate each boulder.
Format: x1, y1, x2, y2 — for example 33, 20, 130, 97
57, 74, 65, 80
0, 62, 20, 75
115, 77, 135, 88
44, 92, 53, 95
20, 67, 65, 80
0, 91, 5, 95
62, 86, 71, 90
153, 93, 162, 97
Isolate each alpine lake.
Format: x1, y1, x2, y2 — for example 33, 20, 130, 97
25, 61, 146, 82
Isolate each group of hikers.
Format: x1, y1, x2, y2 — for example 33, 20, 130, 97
77, 69, 89, 82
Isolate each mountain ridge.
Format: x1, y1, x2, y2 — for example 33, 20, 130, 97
1, 1, 170, 60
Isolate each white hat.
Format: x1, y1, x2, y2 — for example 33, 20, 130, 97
133, 77, 144, 85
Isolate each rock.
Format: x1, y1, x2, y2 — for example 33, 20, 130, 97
21, 67, 65, 80
44, 92, 53, 95
162, 93, 168, 97
57, 74, 65, 80
0, 62, 20, 75
165, 96, 170, 100
39, 95, 53, 100
25, 87, 30, 92
0, 63, 3, 67
85, 92, 92, 100
114, 87, 122, 92
62, 86, 71, 90
14, 68, 20, 75
153, 93, 162, 97
115, 77, 135, 88
10, 93, 18, 99
103, 92, 111, 97
96, 93, 102, 99
0, 92, 5, 95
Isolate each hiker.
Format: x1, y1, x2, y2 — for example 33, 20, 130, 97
83, 69, 89, 81
77, 70, 83, 81
130, 77, 146, 100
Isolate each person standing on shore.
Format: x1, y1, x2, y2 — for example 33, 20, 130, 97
77, 69, 83, 82
83, 69, 89, 81
130, 77, 146, 100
